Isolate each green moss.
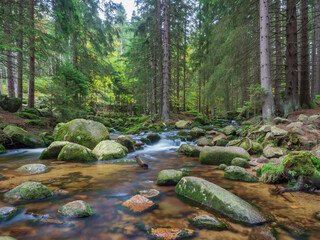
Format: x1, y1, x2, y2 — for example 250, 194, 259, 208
141, 138, 152, 145
224, 166, 259, 182
58, 143, 98, 162
231, 158, 250, 168
260, 164, 285, 183
25, 119, 45, 126
22, 108, 42, 116
18, 112, 40, 120
156, 170, 183, 186
199, 147, 250, 165
0, 144, 6, 154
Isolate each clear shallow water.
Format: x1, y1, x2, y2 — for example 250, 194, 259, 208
0, 132, 319, 239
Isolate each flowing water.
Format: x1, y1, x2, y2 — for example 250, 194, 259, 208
0, 130, 320, 240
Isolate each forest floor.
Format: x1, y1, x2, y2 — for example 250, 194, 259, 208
288, 106, 320, 120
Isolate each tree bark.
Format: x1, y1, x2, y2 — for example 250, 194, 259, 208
299, 0, 312, 108
28, 0, 35, 108
161, 0, 170, 120
183, 16, 187, 112
0, 56, 3, 94
73, 32, 78, 69
157, 0, 163, 117
17, 0, 24, 99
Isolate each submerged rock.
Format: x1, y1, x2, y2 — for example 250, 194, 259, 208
314, 212, 320, 221
146, 133, 161, 144
178, 144, 200, 157
249, 227, 276, 240
189, 215, 226, 229
57, 143, 97, 162
148, 227, 195, 240
175, 120, 192, 129
138, 189, 160, 199
157, 170, 183, 186
175, 177, 266, 224
53, 119, 109, 149
92, 140, 128, 160
122, 195, 156, 213
17, 164, 48, 174
231, 157, 250, 168
0, 206, 19, 221
4, 182, 53, 202
199, 146, 250, 165
116, 135, 135, 152
224, 166, 259, 182
39, 141, 70, 159
58, 200, 93, 218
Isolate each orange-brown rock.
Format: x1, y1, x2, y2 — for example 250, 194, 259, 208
122, 195, 156, 213
149, 227, 195, 240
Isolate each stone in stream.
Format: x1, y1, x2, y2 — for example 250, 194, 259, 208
197, 137, 213, 146
138, 189, 160, 199
122, 195, 157, 213
39, 141, 70, 159
92, 140, 128, 160
199, 146, 250, 165
146, 133, 161, 144
224, 166, 259, 182
231, 157, 250, 168
57, 143, 97, 162
175, 120, 192, 129
17, 164, 48, 174
156, 170, 183, 186
219, 125, 237, 136
53, 119, 109, 149
0, 206, 19, 221
188, 215, 226, 229
58, 200, 93, 218
175, 177, 266, 224
249, 227, 276, 240
0, 237, 17, 240
189, 127, 206, 139
216, 164, 227, 170
4, 181, 53, 202
178, 144, 200, 157
116, 135, 135, 152
148, 227, 195, 240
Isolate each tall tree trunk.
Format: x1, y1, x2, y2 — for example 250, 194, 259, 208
176, 44, 180, 112
157, 0, 163, 117
300, 0, 312, 108
274, 0, 283, 113
260, 0, 274, 122
0, 56, 3, 94
153, 48, 157, 114
316, 0, 320, 96
284, 0, 298, 116
312, 3, 317, 100
161, 0, 170, 120
73, 32, 78, 69
17, 0, 24, 100
28, 0, 35, 108
183, 16, 187, 112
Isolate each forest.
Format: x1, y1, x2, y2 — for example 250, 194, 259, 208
0, 0, 320, 240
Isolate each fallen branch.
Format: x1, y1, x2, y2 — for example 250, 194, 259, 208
135, 156, 148, 169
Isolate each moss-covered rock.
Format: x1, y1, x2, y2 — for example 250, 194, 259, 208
4, 181, 53, 201
146, 133, 161, 144
140, 138, 152, 145
240, 140, 263, 155
271, 126, 288, 137
297, 114, 308, 121
175, 177, 266, 224
188, 215, 226, 229
58, 143, 97, 162
0, 237, 17, 240
231, 157, 250, 168
25, 119, 45, 127
138, 189, 161, 199
199, 146, 250, 165
215, 138, 228, 146
175, 120, 192, 129
22, 108, 42, 116
0, 94, 22, 113
197, 137, 212, 146
58, 200, 93, 218
92, 140, 128, 160
39, 141, 70, 159
263, 145, 286, 158
17, 164, 48, 174
224, 166, 259, 182
39, 132, 54, 146
53, 119, 109, 149
116, 135, 135, 152
148, 227, 195, 239
219, 125, 238, 136
0, 144, 6, 154
156, 169, 183, 186
178, 144, 200, 157
189, 127, 206, 139
0, 207, 19, 221
217, 164, 227, 170
3, 125, 45, 148
18, 111, 40, 120
260, 164, 285, 183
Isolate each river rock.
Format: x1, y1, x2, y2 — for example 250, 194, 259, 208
271, 126, 288, 137
39, 141, 70, 159
138, 189, 160, 199
146, 133, 161, 144
157, 170, 183, 186
240, 141, 263, 154
122, 195, 156, 213
199, 146, 250, 165
263, 145, 285, 158
3, 125, 45, 148
4, 182, 53, 201
190, 127, 206, 139
0, 206, 19, 221
116, 135, 135, 152
17, 164, 48, 174
175, 120, 192, 129
53, 119, 109, 149
92, 140, 128, 160
175, 177, 266, 224
57, 143, 97, 162
231, 158, 250, 168
58, 200, 93, 218
220, 125, 237, 136
217, 164, 227, 170
224, 166, 259, 182
212, 134, 227, 145
189, 215, 226, 229
0, 237, 17, 240
178, 144, 200, 157
197, 137, 212, 146
148, 227, 195, 240
249, 227, 276, 240
257, 156, 269, 163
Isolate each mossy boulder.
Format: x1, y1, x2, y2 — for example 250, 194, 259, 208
197, 137, 212, 146
39, 132, 54, 146
4, 181, 53, 201
220, 125, 237, 136
3, 125, 45, 148
58, 200, 93, 218
92, 140, 128, 160
175, 177, 266, 224
58, 143, 97, 163
271, 126, 288, 137
240, 141, 263, 155
0, 144, 6, 154
190, 127, 206, 139
0, 207, 19, 221
175, 120, 192, 129
116, 135, 135, 152
178, 144, 200, 157
188, 215, 226, 229
215, 138, 228, 146
231, 157, 250, 168
224, 166, 259, 182
39, 141, 70, 159
199, 146, 250, 165
263, 145, 286, 158
298, 114, 308, 121
0, 95, 22, 113
140, 138, 152, 145
53, 119, 109, 149
17, 164, 48, 174
260, 164, 285, 183
146, 133, 161, 144
156, 169, 183, 186
18, 111, 40, 120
